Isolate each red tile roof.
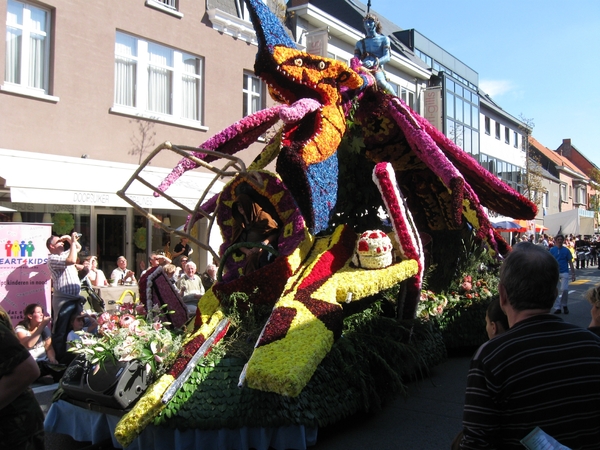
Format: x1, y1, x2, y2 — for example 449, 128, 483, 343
528, 136, 586, 178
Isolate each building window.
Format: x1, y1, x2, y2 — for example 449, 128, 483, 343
446, 119, 455, 144
145, 0, 182, 17
243, 72, 264, 117
114, 32, 203, 123
575, 185, 586, 205
513, 131, 518, 148
415, 49, 432, 67
560, 184, 567, 202
236, 0, 266, 21
472, 130, 479, 156
495, 122, 500, 140
400, 87, 415, 109
504, 126, 510, 144
5, 0, 51, 93
389, 82, 414, 106
238, 0, 251, 21
472, 103, 479, 130
442, 74, 478, 156
455, 97, 464, 122
155, 0, 176, 8
326, 52, 350, 65
484, 116, 490, 135
480, 154, 525, 193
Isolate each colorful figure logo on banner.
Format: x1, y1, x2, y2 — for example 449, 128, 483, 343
0, 223, 52, 326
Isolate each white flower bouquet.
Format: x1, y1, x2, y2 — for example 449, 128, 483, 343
68, 302, 183, 381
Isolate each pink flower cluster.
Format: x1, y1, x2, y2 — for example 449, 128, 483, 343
461, 275, 473, 292
96, 304, 162, 337
455, 274, 492, 300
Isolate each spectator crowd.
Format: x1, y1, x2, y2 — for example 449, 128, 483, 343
4, 228, 600, 449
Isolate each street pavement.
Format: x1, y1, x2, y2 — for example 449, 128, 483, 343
35, 266, 600, 449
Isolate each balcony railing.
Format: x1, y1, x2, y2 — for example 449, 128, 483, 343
149, 0, 176, 9
157, 0, 176, 8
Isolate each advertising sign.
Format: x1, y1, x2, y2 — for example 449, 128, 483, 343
0, 223, 52, 326
305, 29, 329, 58
423, 86, 443, 131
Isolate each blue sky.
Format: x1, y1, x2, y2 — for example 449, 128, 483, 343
373, 0, 600, 166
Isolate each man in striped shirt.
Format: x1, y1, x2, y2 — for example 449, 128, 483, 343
46, 232, 84, 361
459, 242, 600, 449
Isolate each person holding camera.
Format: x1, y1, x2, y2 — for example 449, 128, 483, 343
46, 232, 86, 362
140, 251, 172, 278
85, 255, 108, 286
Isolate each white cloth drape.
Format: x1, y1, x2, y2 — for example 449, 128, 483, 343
114, 56, 135, 106
148, 44, 172, 114
45, 400, 318, 450
29, 33, 44, 88
114, 34, 137, 106
181, 57, 198, 120
5, 27, 21, 83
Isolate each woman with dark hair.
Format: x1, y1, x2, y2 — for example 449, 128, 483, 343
232, 193, 280, 275
0, 304, 45, 449
15, 303, 64, 382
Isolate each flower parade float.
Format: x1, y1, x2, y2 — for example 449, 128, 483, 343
46, 1, 538, 448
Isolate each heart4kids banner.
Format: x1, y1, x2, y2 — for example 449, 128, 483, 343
0, 223, 52, 326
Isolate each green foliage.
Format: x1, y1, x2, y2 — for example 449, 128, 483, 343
158, 344, 228, 425
153, 301, 446, 430
417, 229, 500, 351
422, 242, 500, 351
339, 302, 446, 410
432, 296, 490, 351
425, 229, 468, 293
133, 227, 147, 250
52, 212, 75, 236
326, 124, 386, 234
588, 167, 600, 185
220, 291, 273, 360
425, 226, 499, 293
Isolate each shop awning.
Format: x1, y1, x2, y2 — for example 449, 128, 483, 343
0, 149, 223, 210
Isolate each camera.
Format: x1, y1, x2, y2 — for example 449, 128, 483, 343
75, 233, 83, 240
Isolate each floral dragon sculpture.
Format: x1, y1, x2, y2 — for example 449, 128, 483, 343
113, 0, 536, 446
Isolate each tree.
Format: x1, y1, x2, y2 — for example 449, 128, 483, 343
519, 115, 544, 208
267, 0, 287, 22
448, 124, 463, 149
129, 118, 157, 165
587, 168, 600, 218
